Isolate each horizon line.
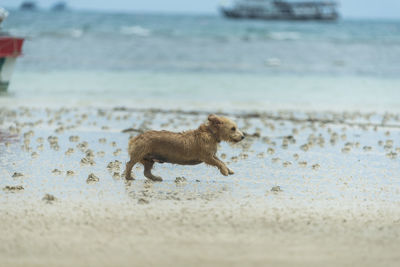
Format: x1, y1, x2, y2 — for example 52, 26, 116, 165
3, 6, 400, 21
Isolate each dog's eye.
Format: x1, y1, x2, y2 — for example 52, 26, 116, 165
231, 127, 236, 131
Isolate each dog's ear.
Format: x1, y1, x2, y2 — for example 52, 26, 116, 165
208, 114, 222, 125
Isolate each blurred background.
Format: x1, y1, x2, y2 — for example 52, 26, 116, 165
1, 0, 400, 111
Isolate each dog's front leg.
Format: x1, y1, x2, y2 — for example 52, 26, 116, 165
205, 156, 231, 176
213, 156, 235, 175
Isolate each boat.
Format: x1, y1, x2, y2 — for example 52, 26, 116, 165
220, 0, 339, 21
0, 8, 24, 92
19, 1, 38, 11
51, 2, 68, 12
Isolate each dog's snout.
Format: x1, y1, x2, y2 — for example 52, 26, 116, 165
241, 135, 245, 140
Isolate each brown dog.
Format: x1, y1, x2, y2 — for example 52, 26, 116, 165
125, 114, 245, 181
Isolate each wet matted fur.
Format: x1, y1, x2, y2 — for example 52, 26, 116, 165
125, 114, 245, 181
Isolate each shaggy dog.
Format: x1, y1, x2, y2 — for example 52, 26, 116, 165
125, 114, 245, 181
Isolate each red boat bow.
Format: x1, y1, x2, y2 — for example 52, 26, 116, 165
0, 36, 24, 57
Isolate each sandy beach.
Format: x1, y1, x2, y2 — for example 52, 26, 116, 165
1, 198, 400, 267
1, 107, 399, 266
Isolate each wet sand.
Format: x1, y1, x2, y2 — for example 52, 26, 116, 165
1, 107, 400, 266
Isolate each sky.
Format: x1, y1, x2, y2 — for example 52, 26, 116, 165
2, 0, 400, 19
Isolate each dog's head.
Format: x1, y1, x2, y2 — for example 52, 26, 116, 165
208, 114, 245, 143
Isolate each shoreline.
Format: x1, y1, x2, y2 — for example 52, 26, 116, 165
3, 70, 400, 113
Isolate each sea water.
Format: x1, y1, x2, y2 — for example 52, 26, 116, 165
1, 10, 400, 112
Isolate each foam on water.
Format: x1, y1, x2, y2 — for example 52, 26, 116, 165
120, 25, 151, 37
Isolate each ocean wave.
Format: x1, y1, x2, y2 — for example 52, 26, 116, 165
66, 28, 83, 38
7, 28, 28, 37
9, 28, 84, 39
120, 25, 151, 37
38, 28, 83, 38
269, 31, 300, 40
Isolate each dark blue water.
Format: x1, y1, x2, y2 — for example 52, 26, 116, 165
3, 10, 400, 77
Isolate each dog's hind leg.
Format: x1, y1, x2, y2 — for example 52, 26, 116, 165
142, 159, 163, 182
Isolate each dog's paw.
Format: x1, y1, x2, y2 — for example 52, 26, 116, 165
220, 168, 229, 176
228, 168, 235, 175
125, 171, 134, 180
148, 176, 163, 182
125, 175, 134, 181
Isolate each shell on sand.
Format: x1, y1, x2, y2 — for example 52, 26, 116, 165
87, 173, 100, 184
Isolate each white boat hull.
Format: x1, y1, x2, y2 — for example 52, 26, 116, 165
0, 57, 17, 92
